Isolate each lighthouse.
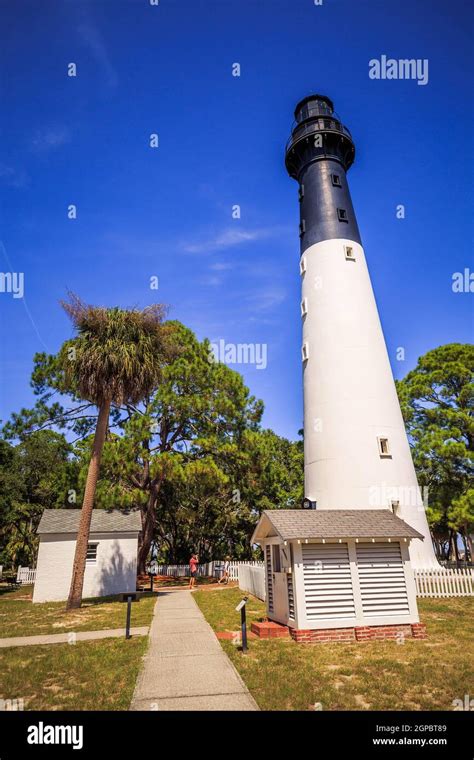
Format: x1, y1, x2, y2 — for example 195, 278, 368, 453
284, 94, 437, 568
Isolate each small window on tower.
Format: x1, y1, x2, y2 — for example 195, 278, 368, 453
337, 208, 348, 222
391, 500, 400, 516
300, 298, 308, 317
299, 219, 306, 236
298, 184, 305, 201
302, 342, 309, 362
299, 256, 307, 275
378, 437, 391, 458
344, 245, 355, 261
331, 174, 342, 187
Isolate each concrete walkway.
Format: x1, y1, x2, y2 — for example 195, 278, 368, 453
130, 589, 258, 711
0, 627, 149, 648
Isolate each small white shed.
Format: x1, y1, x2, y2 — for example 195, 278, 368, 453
33, 509, 141, 603
251, 509, 426, 642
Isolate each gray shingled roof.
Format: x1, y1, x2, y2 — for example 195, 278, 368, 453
37, 509, 142, 535
254, 509, 423, 541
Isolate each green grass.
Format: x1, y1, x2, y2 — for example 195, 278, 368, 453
0, 586, 156, 638
193, 587, 474, 711
0, 637, 147, 710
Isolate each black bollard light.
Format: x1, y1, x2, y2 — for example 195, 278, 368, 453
235, 596, 249, 653
125, 595, 132, 639
120, 592, 140, 639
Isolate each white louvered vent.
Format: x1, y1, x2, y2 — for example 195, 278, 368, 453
265, 545, 274, 612
356, 542, 410, 617
302, 543, 356, 620
287, 573, 295, 619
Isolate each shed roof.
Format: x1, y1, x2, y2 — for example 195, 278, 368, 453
37, 509, 142, 535
251, 509, 424, 544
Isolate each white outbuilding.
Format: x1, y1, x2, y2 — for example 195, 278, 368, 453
251, 509, 426, 642
33, 509, 141, 603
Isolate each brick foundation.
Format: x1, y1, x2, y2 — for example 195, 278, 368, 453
290, 627, 356, 643
250, 621, 290, 639
411, 623, 428, 639
289, 623, 427, 643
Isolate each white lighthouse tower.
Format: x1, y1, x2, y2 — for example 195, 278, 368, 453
285, 94, 437, 568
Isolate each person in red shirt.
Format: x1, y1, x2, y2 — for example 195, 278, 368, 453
189, 553, 199, 589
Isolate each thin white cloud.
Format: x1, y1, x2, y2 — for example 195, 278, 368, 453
200, 275, 223, 287
77, 22, 118, 89
245, 285, 287, 312
0, 164, 29, 189
209, 262, 234, 271
30, 127, 71, 154
182, 226, 279, 254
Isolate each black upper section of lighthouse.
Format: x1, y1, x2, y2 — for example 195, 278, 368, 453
285, 95, 361, 252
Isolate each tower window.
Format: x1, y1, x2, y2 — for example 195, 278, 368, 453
337, 208, 348, 222
299, 256, 306, 275
344, 245, 355, 261
298, 184, 305, 200
391, 500, 400, 516
378, 437, 391, 458
331, 174, 342, 187
302, 342, 309, 362
299, 219, 306, 236
300, 297, 308, 317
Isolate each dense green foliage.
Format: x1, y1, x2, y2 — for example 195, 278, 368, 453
0, 431, 77, 567
1, 319, 303, 569
396, 343, 473, 559
1, 335, 471, 569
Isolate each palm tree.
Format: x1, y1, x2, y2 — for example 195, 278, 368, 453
61, 294, 171, 610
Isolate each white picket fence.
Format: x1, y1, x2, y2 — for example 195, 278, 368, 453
16, 566, 36, 584
13, 562, 473, 600
414, 568, 474, 598
238, 563, 266, 600
239, 565, 474, 602
153, 560, 263, 581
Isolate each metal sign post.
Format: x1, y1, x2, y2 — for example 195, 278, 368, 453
125, 595, 132, 639
147, 561, 158, 593
235, 597, 249, 653
119, 592, 141, 640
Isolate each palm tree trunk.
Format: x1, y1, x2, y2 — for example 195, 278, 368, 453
66, 400, 111, 610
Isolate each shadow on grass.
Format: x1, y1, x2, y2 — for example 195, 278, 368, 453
0, 583, 33, 599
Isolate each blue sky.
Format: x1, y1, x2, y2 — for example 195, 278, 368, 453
0, 0, 472, 440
